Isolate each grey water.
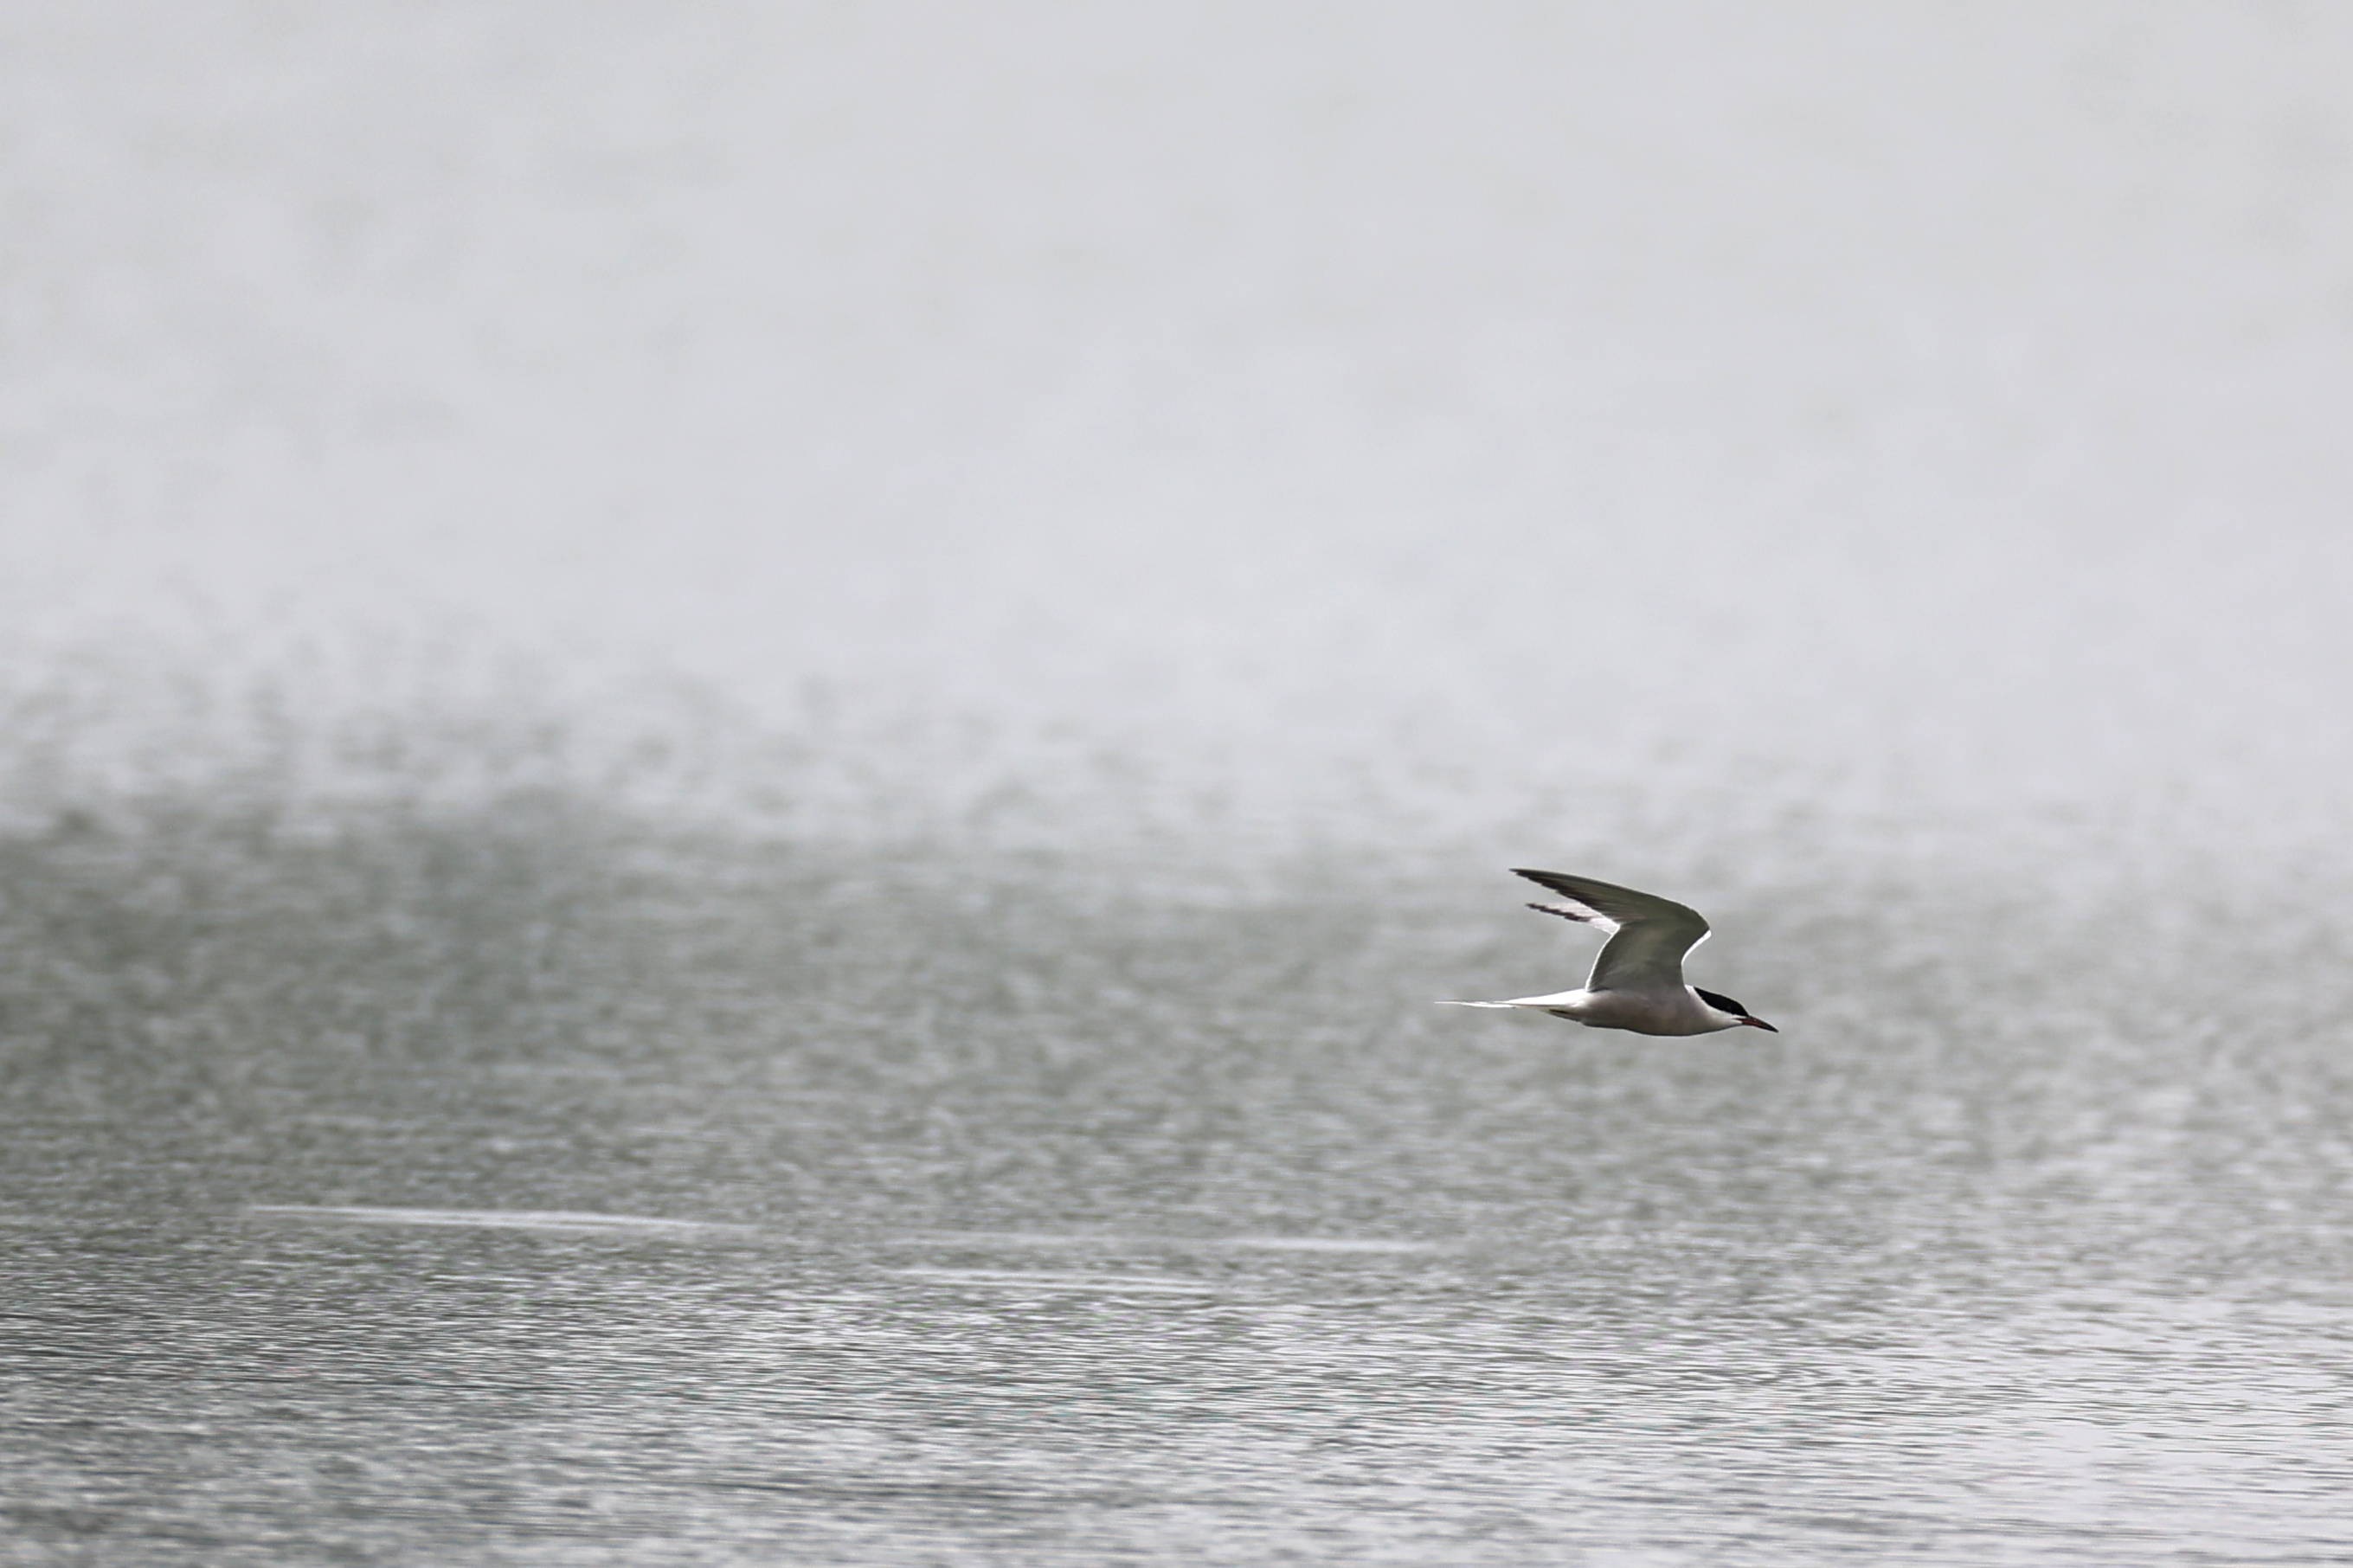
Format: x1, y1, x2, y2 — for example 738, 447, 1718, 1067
4, 803, 2351, 1565
11, 3, 2353, 1563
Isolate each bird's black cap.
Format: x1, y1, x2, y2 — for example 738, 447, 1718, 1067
1694, 986, 1776, 1029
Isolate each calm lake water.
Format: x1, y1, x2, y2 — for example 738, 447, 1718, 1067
10, 3, 2353, 1561
5, 801, 2350, 1565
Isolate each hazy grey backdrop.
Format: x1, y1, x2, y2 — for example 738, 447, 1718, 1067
7, 5, 2353, 1565
8, 0, 2351, 871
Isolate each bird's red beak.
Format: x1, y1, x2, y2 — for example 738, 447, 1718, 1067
1739, 1017, 1779, 1031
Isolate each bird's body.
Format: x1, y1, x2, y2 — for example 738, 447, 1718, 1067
1450, 870, 1777, 1036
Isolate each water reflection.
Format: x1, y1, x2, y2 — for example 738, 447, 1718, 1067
3, 800, 2350, 1563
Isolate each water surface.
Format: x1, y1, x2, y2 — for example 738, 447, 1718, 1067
5, 804, 2350, 1564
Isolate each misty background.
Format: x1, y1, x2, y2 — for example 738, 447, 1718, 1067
7, 5, 2353, 1565
7, 0, 2350, 874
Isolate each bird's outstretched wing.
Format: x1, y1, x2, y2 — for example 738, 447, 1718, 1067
1512, 869, 1710, 997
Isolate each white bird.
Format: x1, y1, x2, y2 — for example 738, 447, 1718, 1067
1449, 869, 1778, 1035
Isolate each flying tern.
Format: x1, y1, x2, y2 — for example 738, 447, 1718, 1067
1450, 869, 1778, 1035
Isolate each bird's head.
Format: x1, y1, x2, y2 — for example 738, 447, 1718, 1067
1693, 986, 1778, 1033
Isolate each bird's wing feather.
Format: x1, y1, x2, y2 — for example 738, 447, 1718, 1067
1512, 870, 1710, 996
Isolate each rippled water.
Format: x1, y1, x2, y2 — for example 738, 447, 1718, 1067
10, 6, 2353, 1558
5, 804, 2350, 1565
